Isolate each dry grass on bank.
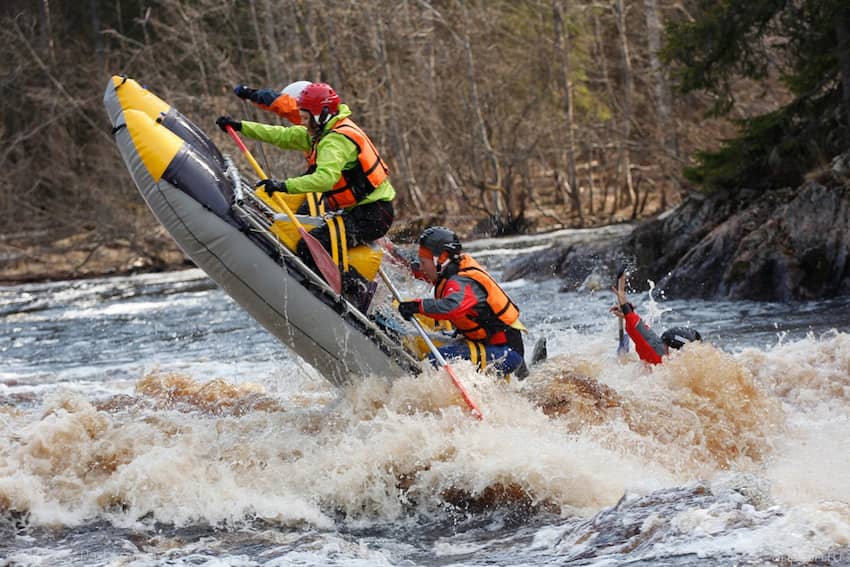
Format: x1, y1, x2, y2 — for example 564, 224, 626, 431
0, 190, 669, 285
0, 229, 189, 285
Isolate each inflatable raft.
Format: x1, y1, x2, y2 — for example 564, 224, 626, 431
103, 75, 421, 386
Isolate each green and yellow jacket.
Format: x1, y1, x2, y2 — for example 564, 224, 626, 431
241, 104, 395, 208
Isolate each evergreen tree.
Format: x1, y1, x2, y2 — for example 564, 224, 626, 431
663, 0, 850, 191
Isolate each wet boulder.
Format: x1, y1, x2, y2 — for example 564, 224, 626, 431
501, 225, 633, 291
657, 181, 850, 300
503, 152, 850, 301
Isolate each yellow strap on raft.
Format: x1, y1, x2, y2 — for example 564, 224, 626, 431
306, 193, 324, 217
327, 215, 340, 266
467, 341, 486, 370
258, 189, 381, 281
324, 215, 350, 272
335, 216, 349, 272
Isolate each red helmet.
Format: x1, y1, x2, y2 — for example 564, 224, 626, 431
297, 83, 340, 125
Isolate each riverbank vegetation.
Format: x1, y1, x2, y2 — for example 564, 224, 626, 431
1, 1, 848, 282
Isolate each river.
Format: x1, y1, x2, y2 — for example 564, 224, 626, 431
2, 230, 849, 566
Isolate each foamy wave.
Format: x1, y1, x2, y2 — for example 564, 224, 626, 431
1, 334, 847, 548
738, 330, 850, 409
732, 332, 850, 512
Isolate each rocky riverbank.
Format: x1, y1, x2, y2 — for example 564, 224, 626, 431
504, 152, 850, 301
4, 154, 848, 301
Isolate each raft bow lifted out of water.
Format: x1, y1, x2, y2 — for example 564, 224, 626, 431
103, 75, 420, 386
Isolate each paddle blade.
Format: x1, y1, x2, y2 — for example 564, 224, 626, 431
617, 332, 630, 355
443, 363, 484, 420
615, 266, 629, 356
531, 337, 548, 365
299, 227, 342, 294
377, 267, 483, 421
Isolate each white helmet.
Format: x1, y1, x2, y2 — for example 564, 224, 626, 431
281, 80, 311, 99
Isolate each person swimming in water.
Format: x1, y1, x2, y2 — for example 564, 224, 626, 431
610, 269, 701, 364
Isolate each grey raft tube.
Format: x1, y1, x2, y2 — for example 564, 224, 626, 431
103, 75, 419, 386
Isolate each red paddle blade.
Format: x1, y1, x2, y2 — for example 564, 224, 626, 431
299, 227, 342, 294
443, 363, 484, 420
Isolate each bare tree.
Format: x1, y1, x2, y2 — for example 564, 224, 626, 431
644, 0, 675, 208
456, 0, 505, 219
552, 0, 583, 226
0, 0, 753, 275
613, 0, 636, 211
371, 4, 426, 212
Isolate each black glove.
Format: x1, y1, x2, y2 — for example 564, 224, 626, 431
249, 88, 280, 107
233, 84, 256, 100
255, 178, 288, 196
216, 115, 241, 132
398, 300, 421, 321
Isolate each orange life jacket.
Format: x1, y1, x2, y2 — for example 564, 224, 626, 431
435, 255, 520, 342
306, 117, 389, 211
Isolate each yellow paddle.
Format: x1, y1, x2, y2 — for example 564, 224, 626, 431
225, 125, 342, 294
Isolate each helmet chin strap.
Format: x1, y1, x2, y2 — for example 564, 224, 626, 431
435, 253, 459, 279
317, 105, 330, 126
307, 106, 333, 138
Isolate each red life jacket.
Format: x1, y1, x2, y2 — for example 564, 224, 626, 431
435, 255, 520, 341
306, 117, 389, 210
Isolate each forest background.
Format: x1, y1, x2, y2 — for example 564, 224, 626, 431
1, 0, 848, 281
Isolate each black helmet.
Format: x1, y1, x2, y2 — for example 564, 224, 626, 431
661, 327, 702, 350
419, 226, 462, 262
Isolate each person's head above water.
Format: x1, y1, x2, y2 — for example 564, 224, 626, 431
610, 270, 703, 358
660, 327, 702, 350
297, 82, 341, 131
415, 226, 462, 283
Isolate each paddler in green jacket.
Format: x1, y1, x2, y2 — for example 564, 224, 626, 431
216, 82, 394, 306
